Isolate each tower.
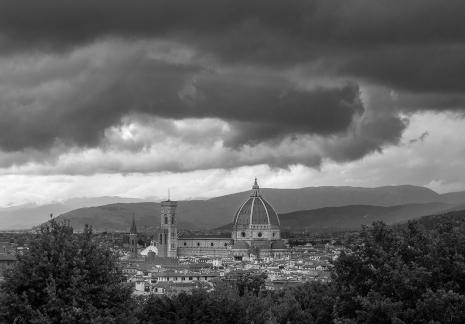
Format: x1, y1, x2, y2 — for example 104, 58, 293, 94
158, 199, 178, 258
129, 215, 138, 258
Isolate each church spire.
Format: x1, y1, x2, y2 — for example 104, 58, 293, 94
130, 214, 137, 234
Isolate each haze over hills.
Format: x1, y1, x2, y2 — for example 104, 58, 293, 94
2, 185, 464, 231
0, 196, 150, 230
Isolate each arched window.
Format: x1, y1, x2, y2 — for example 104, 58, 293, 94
210, 242, 214, 247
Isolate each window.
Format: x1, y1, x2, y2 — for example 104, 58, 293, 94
272, 232, 275, 237
210, 242, 214, 247
258, 232, 263, 238
197, 242, 200, 246
241, 232, 246, 237
189, 276, 193, 280
183, 242, 187, 246
224, 243, 228, 247
164, 217, 168, 224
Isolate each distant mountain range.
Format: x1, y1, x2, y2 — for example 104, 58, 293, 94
277, 202, 452, 231
0, 196, 149, 230
29, 185, 464, 232
1, 185, 464, 231
214, 202, 453, 232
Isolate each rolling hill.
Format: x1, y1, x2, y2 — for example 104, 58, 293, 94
408, 209, 465, 230
51, 185, 454, 232
213, 202, 450, 232
0, 196, 148, 230
277, 202, 450, 231
3, 185, 464, 231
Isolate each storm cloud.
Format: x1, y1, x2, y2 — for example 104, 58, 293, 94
0, 0, 464, 173
0, 41, 363, 152
1, 0, 465, 92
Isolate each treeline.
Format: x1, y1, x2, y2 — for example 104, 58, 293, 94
2, 216, 465, 323
135, 218, 465, 323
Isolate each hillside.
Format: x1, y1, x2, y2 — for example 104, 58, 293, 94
57, 201, 451, 233
439, 190, 465, 205
408, 209, 465, 230
278, 202, 449, 231
6, 184, 458, 231
52, 202, 199, 233
0, 197, 147, 230
214, 202, 450, 232
51, 185, 443, 231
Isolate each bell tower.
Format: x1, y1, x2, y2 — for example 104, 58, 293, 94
129, 215, 138, 258
158, 199, 178, 258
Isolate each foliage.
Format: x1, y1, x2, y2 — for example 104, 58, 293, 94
135, 275, 335, 324
0, 220, 135, 324
333, 221, 465, 323
135, 219, 465, 323
4, 215, 465, 323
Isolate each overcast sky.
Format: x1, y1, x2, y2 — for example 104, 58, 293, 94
1, 0, 465, 206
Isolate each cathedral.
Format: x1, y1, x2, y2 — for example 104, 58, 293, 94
130, 179, 288, 260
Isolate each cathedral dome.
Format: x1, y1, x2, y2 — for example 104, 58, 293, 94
233, 179, 280, 227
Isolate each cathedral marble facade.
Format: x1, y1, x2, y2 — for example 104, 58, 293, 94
130, 179, 288, 260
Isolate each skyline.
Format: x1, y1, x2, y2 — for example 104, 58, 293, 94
1, 0, 465, 207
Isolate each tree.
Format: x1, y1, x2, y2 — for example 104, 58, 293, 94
0, 220, 135, 324
234, 272, 267, 297
332, 220, 465, 323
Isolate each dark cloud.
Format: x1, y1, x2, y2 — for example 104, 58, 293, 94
1, 0, 465, 172
0, 45, 363, 153
335, 45, 465, 94
1, 1, 464, 48
322, 87, 408, 163
1, 0, 465, 96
